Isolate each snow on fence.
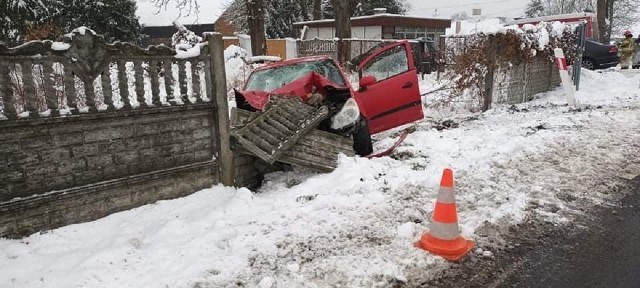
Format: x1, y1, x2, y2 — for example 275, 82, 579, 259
0, 28, 215, 120
442, 34, 563, 106
0, 30, 240, 237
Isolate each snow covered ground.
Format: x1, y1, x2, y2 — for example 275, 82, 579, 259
1, 69, 639, 287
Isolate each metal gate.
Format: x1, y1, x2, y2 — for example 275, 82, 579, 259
572, 22, 587, 91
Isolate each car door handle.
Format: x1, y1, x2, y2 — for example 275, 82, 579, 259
402, 82, 413, 89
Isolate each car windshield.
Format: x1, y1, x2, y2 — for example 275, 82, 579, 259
244, 60, 346, 92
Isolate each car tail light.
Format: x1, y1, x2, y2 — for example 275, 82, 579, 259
608, 46, 618, 54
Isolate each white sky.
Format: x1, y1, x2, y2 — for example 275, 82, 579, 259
135, 0, 529, 26
135, 0, 229, 26
407, 0, 528, 19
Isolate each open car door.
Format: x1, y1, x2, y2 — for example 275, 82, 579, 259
353, 41, 424, 134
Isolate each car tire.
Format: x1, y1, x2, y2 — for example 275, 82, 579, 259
353, 117, 373, 157
581, 58, 597, 70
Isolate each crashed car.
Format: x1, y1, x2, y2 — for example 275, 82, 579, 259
234, 41, 424, 156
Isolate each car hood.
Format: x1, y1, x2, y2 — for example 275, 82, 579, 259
239, 72, 345, 110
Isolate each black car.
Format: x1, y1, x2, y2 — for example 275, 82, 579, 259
581, 39, 620, 70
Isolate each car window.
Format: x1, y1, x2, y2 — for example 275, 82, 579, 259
245, 60, 346, 92
361, 45, 409, 82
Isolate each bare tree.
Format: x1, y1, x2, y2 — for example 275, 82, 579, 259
246, 0, 267, 56
313, 0, 322, 20
597, 0, 608, 42
150, 0, 201, 18
612, 0, 640, 36
451, 11, 472, 21
152, 0, 267, 56
332, 0, 351, 65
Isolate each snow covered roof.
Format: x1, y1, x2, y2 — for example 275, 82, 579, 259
507, 12, 595, 25
293, 13, 451, 28
446, 18, 508, 36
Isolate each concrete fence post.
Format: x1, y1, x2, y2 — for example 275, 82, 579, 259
207, 32, 235, 186
483, 35, 497, 112
285, 38, 298, 59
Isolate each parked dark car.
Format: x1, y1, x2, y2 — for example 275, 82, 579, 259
581, 39, 620, 70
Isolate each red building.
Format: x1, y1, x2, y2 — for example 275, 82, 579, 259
293, 13, 451, 41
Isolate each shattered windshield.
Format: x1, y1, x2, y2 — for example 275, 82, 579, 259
245, 60, 346, 92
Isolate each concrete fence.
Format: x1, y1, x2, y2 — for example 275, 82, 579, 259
0, 30, 239, 238
442, 35, 563, 107
492, 57, 561, 105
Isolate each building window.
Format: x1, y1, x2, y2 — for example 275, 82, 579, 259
393, 26, 434, 39
394, 26, 440, 40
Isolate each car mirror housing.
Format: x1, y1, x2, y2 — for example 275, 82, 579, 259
359, 75, 377, 88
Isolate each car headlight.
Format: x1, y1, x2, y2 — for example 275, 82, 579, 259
331, 98, 360, 130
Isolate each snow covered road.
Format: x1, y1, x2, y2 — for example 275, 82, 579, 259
1, 70, 639, 288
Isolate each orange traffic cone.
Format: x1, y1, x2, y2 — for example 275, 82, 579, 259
415, 168, 474, 261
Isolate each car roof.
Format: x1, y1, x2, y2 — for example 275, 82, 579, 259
252, 55, 334, 72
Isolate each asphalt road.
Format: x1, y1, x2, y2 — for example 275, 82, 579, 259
499, 176, 640, 288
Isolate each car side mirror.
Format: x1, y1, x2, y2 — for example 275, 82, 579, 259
359, 75, 377, 89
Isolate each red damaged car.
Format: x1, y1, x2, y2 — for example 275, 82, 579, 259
234, 41, 424, 156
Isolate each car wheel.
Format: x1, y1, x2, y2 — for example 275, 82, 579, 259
352, 117, 373, 157
581, 58, 597, 70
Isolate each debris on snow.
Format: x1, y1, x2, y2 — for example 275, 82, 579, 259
257, 276, 274, 288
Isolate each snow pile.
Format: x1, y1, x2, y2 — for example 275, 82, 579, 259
243, 55, 282, 64
71, 26, 96, 36
175, 42, 206, 59
50, 42, 70, 51
1, 69, 639, 287
61, 26, 97, 40
224, 45, 252, 90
